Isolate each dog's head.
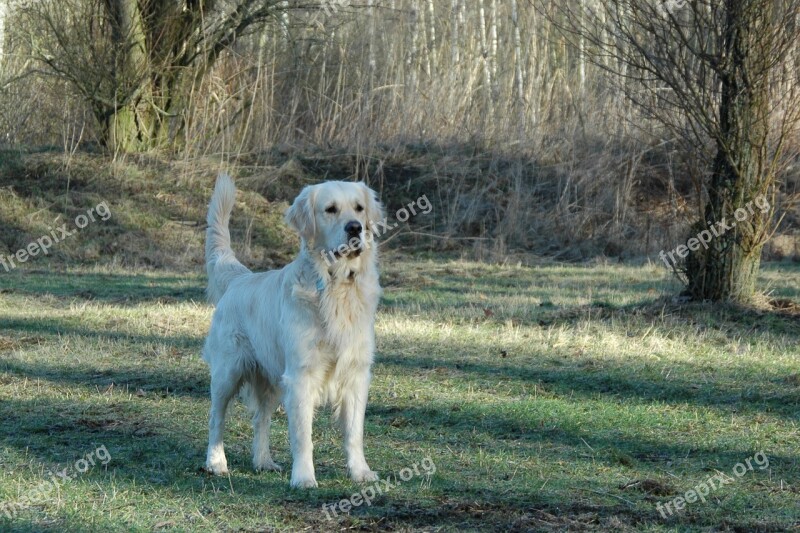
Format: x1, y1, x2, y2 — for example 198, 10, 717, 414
286, 181, 384, 265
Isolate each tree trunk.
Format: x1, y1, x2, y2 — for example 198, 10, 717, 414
684, 0, 772, 303
25, 0, 285, 153
107, 105, 154, 153
104, 0, 156, 151
510, 0, 524, 103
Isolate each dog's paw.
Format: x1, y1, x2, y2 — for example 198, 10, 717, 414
350, 467, 379, 483
205, 461, 229, 476
206, 448, 229, 475
290, 476, 318, 489
254, 459, 283, 473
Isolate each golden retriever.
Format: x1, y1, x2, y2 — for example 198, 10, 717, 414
202, 174, 384, 488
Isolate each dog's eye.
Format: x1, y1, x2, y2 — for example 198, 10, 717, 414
355, 204, 364, 212
325, 205, 338, 214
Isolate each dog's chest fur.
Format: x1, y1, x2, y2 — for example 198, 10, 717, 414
316, 275, 377, 353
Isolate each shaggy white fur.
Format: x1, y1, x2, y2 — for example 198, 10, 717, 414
203, 174, 384, 488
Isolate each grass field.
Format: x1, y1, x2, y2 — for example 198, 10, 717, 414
0, 257, 798, 532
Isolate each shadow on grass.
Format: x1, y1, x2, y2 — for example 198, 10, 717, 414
0, 315, 208, 398
368, 397, 798, 467
382, 266, 800, 344
0, 357, 208, 400
377, 350, 800, 421
538, 299, 800, 343
0, 316, 202, 346
0, 269, 206, 305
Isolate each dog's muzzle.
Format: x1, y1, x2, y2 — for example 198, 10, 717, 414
343, 220, 364, 257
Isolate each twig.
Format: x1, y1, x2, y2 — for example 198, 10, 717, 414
574, 487, 636, 507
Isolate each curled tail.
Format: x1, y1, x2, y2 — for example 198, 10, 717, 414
205, 174, 250, 305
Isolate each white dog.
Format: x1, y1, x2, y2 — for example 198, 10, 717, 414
202, 174, 384, 488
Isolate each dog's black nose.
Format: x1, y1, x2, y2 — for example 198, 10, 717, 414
345, 220, 362, 236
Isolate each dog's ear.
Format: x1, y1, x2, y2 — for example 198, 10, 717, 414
286, 185, 317, 241
359, 183, 385, 235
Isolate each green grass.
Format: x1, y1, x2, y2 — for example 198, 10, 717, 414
0, 258, 798, 532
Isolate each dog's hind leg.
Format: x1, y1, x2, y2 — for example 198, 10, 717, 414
205, 361, 242, 475
249, 378, 282, 472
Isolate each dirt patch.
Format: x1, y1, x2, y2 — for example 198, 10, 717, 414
0, 335, 45, 352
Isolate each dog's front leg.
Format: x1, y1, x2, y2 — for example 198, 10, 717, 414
284, 371, 320, 488
339, 365, 378, 483
205, 363, 241, 475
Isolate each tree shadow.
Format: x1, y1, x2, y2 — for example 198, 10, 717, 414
0, 315, 208, 398
377, 350, 800, 422
0, 269, 206, 306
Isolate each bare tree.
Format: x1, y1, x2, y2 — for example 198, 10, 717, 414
14, 0, 290, 152
558, 0, 800, 303
510, 0, 525, 103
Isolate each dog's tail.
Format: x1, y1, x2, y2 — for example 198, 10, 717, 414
206, 174, 251, 305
